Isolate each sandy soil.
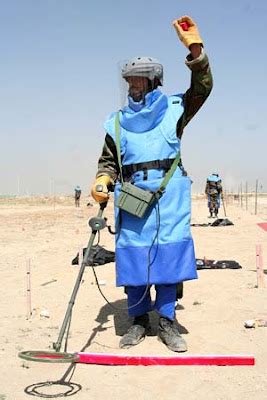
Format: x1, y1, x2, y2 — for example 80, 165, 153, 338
0, 195, 267, 400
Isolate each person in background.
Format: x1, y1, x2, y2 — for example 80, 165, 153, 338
205, 173, 223, 218
74, 185, 82, 207
91, 15, 213, 352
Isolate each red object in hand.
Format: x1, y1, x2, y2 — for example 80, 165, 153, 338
179, 21, 189, 31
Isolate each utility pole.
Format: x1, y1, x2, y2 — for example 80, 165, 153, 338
255, 179, 258, 215
17, 175, 20, 197
245, 181, 248, 211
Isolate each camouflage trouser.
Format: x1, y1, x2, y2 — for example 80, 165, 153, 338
208, 194, 220, 211
75, 195, 81, 207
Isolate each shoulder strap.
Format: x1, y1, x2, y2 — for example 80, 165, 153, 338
157, 151, 181, 195
115, 112, 124, 184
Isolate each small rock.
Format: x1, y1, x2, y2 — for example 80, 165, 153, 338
244, 319, 255, 328
40, 309, 50, 318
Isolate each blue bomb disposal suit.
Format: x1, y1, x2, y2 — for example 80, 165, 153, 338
104, 91, 196, 319
91, 15, 213, 352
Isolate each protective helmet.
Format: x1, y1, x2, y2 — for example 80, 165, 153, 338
121, 56, 163, 85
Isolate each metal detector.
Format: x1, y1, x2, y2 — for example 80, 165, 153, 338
222, 195, 227, 217
19, 202, 109, 363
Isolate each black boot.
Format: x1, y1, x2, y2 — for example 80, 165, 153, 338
119, 314, 150, 349
158, 317, 187, 352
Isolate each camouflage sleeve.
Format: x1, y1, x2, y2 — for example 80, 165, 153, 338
177, 50, 213, 139
205, 182, 209, 195
95, 133, 119, 185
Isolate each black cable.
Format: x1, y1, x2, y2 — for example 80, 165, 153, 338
96, 230, 100, 245
92, 199, 161, 311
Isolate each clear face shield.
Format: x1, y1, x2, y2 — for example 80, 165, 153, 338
118, 57, 163, 109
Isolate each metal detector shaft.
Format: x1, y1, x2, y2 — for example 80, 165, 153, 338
53, 202, 107, 352
222, 196, 227, 217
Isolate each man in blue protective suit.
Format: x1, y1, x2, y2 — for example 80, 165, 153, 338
205, 173, 223, 218
91, 16, 213, 352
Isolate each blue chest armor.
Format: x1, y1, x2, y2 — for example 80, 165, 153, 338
104, 91, 197, 286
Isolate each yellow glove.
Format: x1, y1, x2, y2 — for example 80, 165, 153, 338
173, 15, 203, 48
91, 175, 111, 203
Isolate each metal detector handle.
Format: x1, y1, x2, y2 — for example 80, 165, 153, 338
96, 184, 104, 192
53, 203, 107, 352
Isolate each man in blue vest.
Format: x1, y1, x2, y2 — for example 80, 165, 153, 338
91, 16, 213, 352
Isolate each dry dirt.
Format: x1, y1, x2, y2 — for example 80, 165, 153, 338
0, 195, 267, 399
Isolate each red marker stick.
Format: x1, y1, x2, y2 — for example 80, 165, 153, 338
179, 21, 189, 31
77, 353, 255, 366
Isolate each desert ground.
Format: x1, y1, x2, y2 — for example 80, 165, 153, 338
0, 194, 267, 399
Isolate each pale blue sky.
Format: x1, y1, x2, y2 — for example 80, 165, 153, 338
0, 0, 266, 195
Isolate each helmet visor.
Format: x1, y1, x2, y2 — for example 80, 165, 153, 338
118, 57, 163, 108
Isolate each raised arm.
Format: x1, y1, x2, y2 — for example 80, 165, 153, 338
173, 16, 213, 138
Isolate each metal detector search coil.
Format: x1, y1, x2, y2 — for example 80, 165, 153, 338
116, 182, 157, 218
18, 350, 79, 363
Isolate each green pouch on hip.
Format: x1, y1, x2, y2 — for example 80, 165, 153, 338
116, 182, 156, 218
